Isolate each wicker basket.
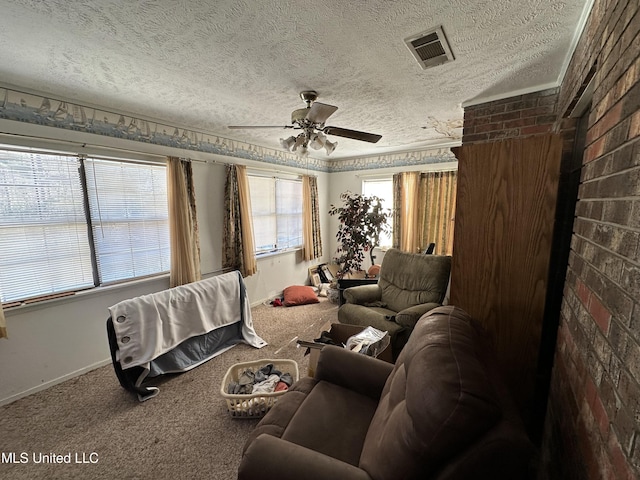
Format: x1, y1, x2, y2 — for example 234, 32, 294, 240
220, 358, 299, 419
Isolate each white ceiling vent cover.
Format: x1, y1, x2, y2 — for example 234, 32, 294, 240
405, 26, 454, 70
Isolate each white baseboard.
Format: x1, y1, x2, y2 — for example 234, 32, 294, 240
0, 358, 112, 407
250, 293, 283, 308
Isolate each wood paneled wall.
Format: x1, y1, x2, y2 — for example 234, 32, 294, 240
450, 134, 562, 418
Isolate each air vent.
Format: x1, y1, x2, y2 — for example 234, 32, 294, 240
405, 26, 454, 70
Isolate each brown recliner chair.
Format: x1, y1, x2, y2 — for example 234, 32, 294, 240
238, 306, 533, 480
338, 248, 451, 359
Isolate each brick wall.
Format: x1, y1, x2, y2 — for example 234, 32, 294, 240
539, 0, 640, 478
462, 88, 561, 144
461, 1, 640, 478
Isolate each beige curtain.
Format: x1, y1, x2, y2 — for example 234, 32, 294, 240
167, 157, 201, 287
392, 174, 402, 249
223, 164, 257, 277
393, 170, 457, 255
0, 306, 6, 339
417, 170, 457, 255
302, 175, 323, 261
399, 171, 421, 253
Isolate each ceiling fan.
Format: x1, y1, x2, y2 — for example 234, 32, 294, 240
228, 90, 382, 156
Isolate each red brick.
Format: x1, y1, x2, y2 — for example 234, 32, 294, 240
520, 105, 556, 118
585, 374, 598, 406
592, 392, 610, 439
521, 124, 553, 135
630, 110, 640, 140
577, 406, 602, 480
577, 279, 591, 306
490, 111, 521, 122
504, 117, 536, 129
461, 132, 489, 143
589, 295, 611, 334
474, 122, 503, 133
587, 102, 623, 144
585, 136, 607, 163
608, 431, 636, 480
536, 114, 558, 125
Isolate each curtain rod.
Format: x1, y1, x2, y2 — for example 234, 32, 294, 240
193, 157, 315, 178
0, 131, 316, 176
0, 131, 168, 159
356, 167, 457, 178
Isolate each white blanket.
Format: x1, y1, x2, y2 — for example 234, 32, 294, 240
109, 271, 266, 371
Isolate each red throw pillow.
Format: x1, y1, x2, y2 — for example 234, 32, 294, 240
283, 285, 319, 307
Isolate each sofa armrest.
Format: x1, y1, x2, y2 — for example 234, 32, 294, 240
343, 284, 382, 305
239, 434, 372, 480
395, 302, 441, 329
315, 345, 393, 399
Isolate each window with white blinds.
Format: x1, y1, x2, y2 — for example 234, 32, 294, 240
248, 175, 302, 254
0, 151, 94, 303
363, 179, 393, 248
85, 159, 170, 284
0, 148, 170, 305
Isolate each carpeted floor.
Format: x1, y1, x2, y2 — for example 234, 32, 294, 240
0, 298, 339, 480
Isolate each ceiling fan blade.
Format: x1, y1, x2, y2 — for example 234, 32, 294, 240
306, 102, 338, 124
323, 126, 382, 143
228, 125, 293, 129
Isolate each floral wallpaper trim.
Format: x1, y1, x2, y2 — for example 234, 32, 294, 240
326, 148, 456, 172
0, 87, 455, 173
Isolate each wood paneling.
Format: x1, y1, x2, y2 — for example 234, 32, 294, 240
450, 134, 562, 416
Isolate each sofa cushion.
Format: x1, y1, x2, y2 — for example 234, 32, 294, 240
337, 304, 400, 332
281, 381, 379, 466
243, 376, 318, 453
359, 306, 501, 479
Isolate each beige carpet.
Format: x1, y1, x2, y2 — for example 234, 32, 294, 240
0, 299, 339, 480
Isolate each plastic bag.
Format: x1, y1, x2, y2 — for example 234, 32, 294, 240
345, 326, 390, 358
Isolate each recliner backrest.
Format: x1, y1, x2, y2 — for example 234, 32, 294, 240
378, 249, 451, 312
358, 306, 502, 480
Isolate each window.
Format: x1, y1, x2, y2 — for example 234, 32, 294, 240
247, 175, 302, 254
85, 159, 170, 284
363, 178, 393, 248
0, 149, 169, 305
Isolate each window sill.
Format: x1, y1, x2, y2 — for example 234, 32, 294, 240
3, 273, 170, 316
255, 247, 302, 260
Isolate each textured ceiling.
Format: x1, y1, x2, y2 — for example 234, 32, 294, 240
0, 0, 589, 159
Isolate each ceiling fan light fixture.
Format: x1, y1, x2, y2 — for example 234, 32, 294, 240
230, 91, 381, 157
324, 139, 337, 155
309, 132, 325, 150
280, 136, 296, 150
291, 133, 306, 152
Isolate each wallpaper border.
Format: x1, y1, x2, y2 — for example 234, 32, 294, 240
0, 87, 455, 172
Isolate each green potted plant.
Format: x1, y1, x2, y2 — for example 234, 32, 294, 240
328, 191, 391, 277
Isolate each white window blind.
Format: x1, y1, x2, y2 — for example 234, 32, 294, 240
85, 159, 170, 284
0, 151, 94, 303
248, 175, 302, 254
276, 178, 303, 249
363, 179, 393, 248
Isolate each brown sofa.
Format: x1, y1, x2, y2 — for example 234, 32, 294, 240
338, 248, 451, 359
238, 306, 533, 480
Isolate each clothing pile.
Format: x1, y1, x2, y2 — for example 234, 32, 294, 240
227, 363, 294, 395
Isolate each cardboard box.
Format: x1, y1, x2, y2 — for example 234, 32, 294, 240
298, 323, 392, 377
